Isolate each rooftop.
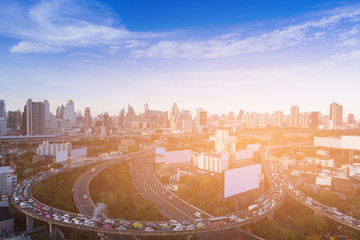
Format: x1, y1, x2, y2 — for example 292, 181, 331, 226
0, 166, 15, 175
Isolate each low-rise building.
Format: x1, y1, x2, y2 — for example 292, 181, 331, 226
0, 167, 16, 196
197, 152, 229, 173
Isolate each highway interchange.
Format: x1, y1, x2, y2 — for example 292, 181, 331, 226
10, 140, 360, 239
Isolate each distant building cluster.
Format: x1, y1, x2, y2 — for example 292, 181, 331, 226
0, 99, 358, 138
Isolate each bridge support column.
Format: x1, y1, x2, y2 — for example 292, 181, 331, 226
235, 199, 240, 212
349, 150, 354, 166
267, 212, 274, 221
186, 235, 193, 240
97, 232, 107, 240
26, 215, 33, 232
49, 223, 57, 240
314, 209, 321, 217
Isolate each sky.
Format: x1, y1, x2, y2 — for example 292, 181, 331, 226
1, 0, 360, 118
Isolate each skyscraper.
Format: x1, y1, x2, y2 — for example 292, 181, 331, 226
348, 114, 356, 125
0, 100, 7, 136
7, 110, 22, 130
64, 100, 76, 124
42, 100, 50, 122
329, 102, 343, 126
144, 103, 149, 114
196, 108, 207, 126
22, 99, 45, 135
310, 111, 321, 129
290, 105, 299, 128
274, 111, 283, 128
303, 112, 310, 128
84, 107, 92, 129
170, 103, 179, 130
0, 100, 5, 118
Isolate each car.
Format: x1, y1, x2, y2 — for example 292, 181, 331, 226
186, 225, 195, 230
102, 225, 112, 229
105, 219, 114, 224
84, 194, 88, 199
145, 227, 154, 231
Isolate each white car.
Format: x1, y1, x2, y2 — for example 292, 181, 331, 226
84, 194, 88, 199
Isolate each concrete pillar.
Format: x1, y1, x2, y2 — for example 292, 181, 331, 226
186, 235, 193, 240
26, 215, 33, 232
97, 232, 106, 240
349, 150, 354, 166
235, 199, 240, 212
49, 223, 57, 240
267, 212, 274, 221
314, 209, 321, 217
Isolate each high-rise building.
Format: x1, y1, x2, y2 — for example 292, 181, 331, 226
170, 103, 179, 130
0, 100, 5, 118
215, 129, 236, 153
84, 107, 92, 129
42, 100, 50, 122
0, 166, 17, 195
22, 99, 45, 135
329, 102, 343, 126
290, 105, 299, 128
196, 108, 207, 126
348, 114, 356, 125
303, 112, 310, 128
63, 100, 76, 124
144, 103, 149, 114
118, 108, 125, 127
126, 104, 136, 119
0, 100, 7, 136
274, 111, 283, 128
7, 110, 22, 130
310, 111, 321, 129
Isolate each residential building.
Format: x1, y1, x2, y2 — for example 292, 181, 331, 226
330, 102, 343, 126
22, 99, 45, 135
37, 141, 72, 157
0, 166, 16, 196
290, 105, 299, 127
197, 152, 229, 173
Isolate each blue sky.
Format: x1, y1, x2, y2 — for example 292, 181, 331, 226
1, 0, 360, 118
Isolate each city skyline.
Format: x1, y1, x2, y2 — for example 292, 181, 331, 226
1, 1, 360, 116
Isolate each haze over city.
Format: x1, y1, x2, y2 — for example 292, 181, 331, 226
1, 0, 360, 116
2, 1, 360, 240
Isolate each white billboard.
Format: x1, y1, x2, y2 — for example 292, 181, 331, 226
71, 147, 87, 159
224, 164, 261, 198
342, 136, 360, 150
235, 150, 254, 160
155, 147, 166, 156
314, 137, 342, 149
164, 150, 191, 164
56, 150, 67, 163
247, 144, 260, 151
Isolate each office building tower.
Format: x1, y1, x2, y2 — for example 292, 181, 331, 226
126, 104, 136, 119
63, 100, 76, 124
84, 107, 92, 129
303, 112, 310, 128
42, 100, 50, 122
22, 99, 45, 135
329, 102, 343, 126
310, 111, 321, 129
274, 111, 283, 128
196, 108, 207, 126
0, 100, 5, 118
170, 103, 179, 130
0, 118, 6, 136
118, 108, 125, 127
290, 105, 299, 128
144, 103, 149, 114
0, 100, 7, 136
7, 110, 22, 131
348, 114, 356, 124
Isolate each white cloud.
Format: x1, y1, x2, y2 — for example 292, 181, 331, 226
0, 0, 159, 53
10, 41, 63, 53
133, 7, 360, 59
327, 50, 360, 63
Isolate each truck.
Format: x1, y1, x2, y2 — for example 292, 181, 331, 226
248, 204, 258, 211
